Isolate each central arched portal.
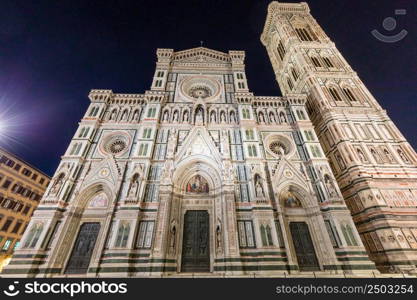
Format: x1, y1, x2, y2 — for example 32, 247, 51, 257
172, 158, 223, 273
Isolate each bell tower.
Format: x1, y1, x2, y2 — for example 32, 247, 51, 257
261, 1, 417, 274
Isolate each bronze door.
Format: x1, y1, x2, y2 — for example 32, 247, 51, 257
65, 222, 100, 274
181, 210, 210, 272
289, 222, 320, 271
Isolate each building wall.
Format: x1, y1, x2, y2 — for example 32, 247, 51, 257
261, 1, 417, 273
0, 148, 50, 271
2, 47, 377, 277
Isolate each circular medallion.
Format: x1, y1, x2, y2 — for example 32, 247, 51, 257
108, 139, 126, 154
269, 141, 288, 156
264, 134, 294, 159
100, 132, 130, 157
99, 168, 110, 178
284, 169, 293, 178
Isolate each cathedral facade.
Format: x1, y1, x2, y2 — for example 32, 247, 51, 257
2, 1, 416, 278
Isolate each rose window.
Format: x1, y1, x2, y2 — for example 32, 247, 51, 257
101, 133, 130, 156
269, 141, 287, 155
107, 139, 126, 154
265, 134, 294, 158
189, 85, 211, 99
180, 76, 221, 102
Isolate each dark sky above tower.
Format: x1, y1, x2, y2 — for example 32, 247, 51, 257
0, 0, 416, 176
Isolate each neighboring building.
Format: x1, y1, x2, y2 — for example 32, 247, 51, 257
0, 147, 50, 271
261, 1, 417, 273
2, 45, 378, 278
2, 1, 415, 278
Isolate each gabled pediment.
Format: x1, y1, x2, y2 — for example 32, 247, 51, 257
81, 155, 121, 190
172, 47, 231, 64
175, 126, 222, 165
271, 158, 309, 191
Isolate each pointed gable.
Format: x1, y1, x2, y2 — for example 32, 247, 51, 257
81, 155, 122, 190
271, 158, 310, 191
175, 126, 222, 165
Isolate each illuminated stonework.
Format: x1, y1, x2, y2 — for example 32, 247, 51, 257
180, 75, 221, 102
4, 4, 394, 277
261, 1, 417, 274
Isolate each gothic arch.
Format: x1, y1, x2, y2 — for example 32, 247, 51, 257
172, 157, 222, 194
48, 181, 114, 275
72, 182, 114, 211
277, 183, 311, 209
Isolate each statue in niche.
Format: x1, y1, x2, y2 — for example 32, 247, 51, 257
222, 162, 234, 180
210, 112, 216, 123
110, 110, 117, 121
169, 219, 177, 254
279, 112, 286, 123
195, 108, 204, 124
324, 174, 338, 197
216, 219, 222, 253
133, 110, 139, 122
220, 112, 226, 123
173, 111, 179, 122
221, 131, 230, 156
230, 112, 236, 123
186, 175, 209, 193
128, 173, 140, 197
259, 113, 265, 123
50, 174, 64, 195
161, 160, 174, 184
183, 111, 189, 122
166, 131, 177, 158
284, 190, 302, 208
269, 113, 276, 123
163, 110, 169, 121
256, 181, 264, 197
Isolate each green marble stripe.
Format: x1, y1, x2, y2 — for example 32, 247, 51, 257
101, 253, 150, 258
236, 207, 274, 212
335, 251, 368, 256
373, 260, 417, 265
8, 260, 46, 265
1, 268, 61, 275
36, 207, 66, 212
361, 226, 410, 234
215, 257, 288, 263
12, 254, 48, 259
320, 207, 350, 212
214, 265, 298, 271
337, 257, 372, 262
117, 207, 157, 212
239, 251, 286, 256
355, 214, 417, 226
322, 264, 377, 271
89, 266, 177, 273
340, 264, 377, 271
100, 259, 176, 264
351, 206, 390, 217
371, 248, 417, 254
322, 265, 343, 271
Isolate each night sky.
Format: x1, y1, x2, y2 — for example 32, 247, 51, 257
0, 0, 416, 176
